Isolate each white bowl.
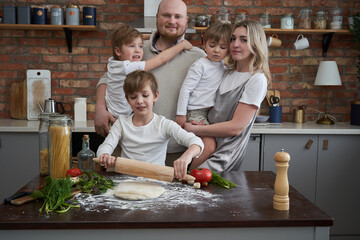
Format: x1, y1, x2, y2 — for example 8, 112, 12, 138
255, 115, 269, 123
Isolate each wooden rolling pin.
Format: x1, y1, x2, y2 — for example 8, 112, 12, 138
93, 157, 195, 183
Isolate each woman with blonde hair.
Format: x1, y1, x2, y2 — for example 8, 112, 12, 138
184, 20, 270, 171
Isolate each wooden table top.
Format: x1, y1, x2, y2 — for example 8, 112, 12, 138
0, 171, 333, 230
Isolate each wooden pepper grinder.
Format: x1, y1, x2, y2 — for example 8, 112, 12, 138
273, 149, 291, 211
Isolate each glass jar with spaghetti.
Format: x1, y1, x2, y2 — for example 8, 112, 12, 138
39, 112, 58, 176
48, 114, 72, 179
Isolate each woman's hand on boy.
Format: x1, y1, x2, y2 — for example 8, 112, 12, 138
99, 153, 116, 168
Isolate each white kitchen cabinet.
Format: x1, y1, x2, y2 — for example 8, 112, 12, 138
316, 135, 360, 238
261, 134, 318, 202
0, 132, 39, 201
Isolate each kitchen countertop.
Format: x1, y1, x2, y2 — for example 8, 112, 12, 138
0, 171, 333, 240
1, 119, 360, 134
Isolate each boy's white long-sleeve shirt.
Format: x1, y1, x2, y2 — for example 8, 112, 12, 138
176, 57, 226, 116
96, 113, 204, 165
105, 57, 145, 118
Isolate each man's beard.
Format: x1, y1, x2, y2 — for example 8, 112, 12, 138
159, 24, 185, 42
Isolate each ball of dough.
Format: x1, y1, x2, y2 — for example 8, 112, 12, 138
114, 181, 165, 201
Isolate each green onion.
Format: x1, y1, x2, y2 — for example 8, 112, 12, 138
210, 171, 237, 189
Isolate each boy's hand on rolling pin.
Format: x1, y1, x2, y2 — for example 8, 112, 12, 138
99, 154, 116, 168
180, 40, 193, 50
173, 155, 191, 181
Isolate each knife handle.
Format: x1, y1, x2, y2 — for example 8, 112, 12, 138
4, 191, 32, 204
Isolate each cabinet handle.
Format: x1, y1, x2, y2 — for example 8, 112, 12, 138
305, 139, 313, 149
323, 140, 328, 150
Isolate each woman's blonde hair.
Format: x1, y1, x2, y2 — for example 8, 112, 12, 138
228, 20, 271, 83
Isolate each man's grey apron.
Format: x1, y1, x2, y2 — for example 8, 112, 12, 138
204, 78, 257, 171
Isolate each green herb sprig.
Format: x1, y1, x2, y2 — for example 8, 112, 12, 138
210, 171, 237, 189
74, 171, 115, 194
31, 177, 80, 214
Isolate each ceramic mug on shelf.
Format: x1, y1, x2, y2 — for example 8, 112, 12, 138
294, 34, 309, 50
267, 34, 282, 48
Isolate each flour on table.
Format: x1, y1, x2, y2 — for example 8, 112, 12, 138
74, 175, 221, 213
114, 181, 165, 200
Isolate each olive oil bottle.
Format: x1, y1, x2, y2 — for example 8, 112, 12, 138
77, 134, 95, 172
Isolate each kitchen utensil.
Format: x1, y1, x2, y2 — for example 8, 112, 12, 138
27, 70, 51, 120
270, 95, 280, 106
44, 98, 65, 114
274, 90, 281, 104
10, 80, 27, 119
4, 191, 32, 205
37, 101, 44, 113
93, 157, 195, 183
4, 190, 81, 206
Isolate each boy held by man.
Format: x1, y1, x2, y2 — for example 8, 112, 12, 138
97, 70, 204, 180
175, 22, 232, 164
106, 23, 192, 119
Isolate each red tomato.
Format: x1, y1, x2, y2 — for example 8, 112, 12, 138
190, 168, 212, 183
66, 168, 82, 177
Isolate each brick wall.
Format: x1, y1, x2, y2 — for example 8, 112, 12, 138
0, 0, 359, 122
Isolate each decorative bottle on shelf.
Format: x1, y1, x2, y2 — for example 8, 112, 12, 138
77, 134, 95, 172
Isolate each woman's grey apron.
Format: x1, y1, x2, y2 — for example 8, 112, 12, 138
204, 79, 257, 171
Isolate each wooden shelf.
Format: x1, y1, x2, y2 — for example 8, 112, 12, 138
0, 24, 97, 31
0, 24, 98, 53
193, 27, 351, 56
193, 26, 351, 34
263, 28, 351, 35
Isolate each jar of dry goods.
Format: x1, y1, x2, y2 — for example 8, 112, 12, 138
216, 8, 231, 24
329, 8, 343, 30
281, 13, 294, 29
259, 13, 271, 28
48, 114, 72, 179
66, 3, 80, 25
314, 11, 327, 29
235, 12, 247, 24
298, 9, 312, 29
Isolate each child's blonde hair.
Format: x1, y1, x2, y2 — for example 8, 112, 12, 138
111, 23, 143, 60
203, 21, 232, 46
228, 20, 271, 83
124, 70, 158, 99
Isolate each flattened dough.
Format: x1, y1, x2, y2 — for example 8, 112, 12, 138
114, 181, 165, 201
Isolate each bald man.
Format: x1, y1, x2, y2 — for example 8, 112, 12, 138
95, 0, 206, 156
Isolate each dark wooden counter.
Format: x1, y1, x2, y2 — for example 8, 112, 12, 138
0, 171, 332, 231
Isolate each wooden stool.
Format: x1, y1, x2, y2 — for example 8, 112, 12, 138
273, 149, 291, 211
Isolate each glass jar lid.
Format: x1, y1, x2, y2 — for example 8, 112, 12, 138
196, 14, 206, 20
237, 12, 247, 16
300, 9, 312, 13
216, 7, 230, 15
281, 13, 293, 17
66, 3, 79, 8
260, 12, 271, 17
315, 11, 327, 15
330, 8, 342, 14
49, 114, 72, 124
39, 112, 59, 121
